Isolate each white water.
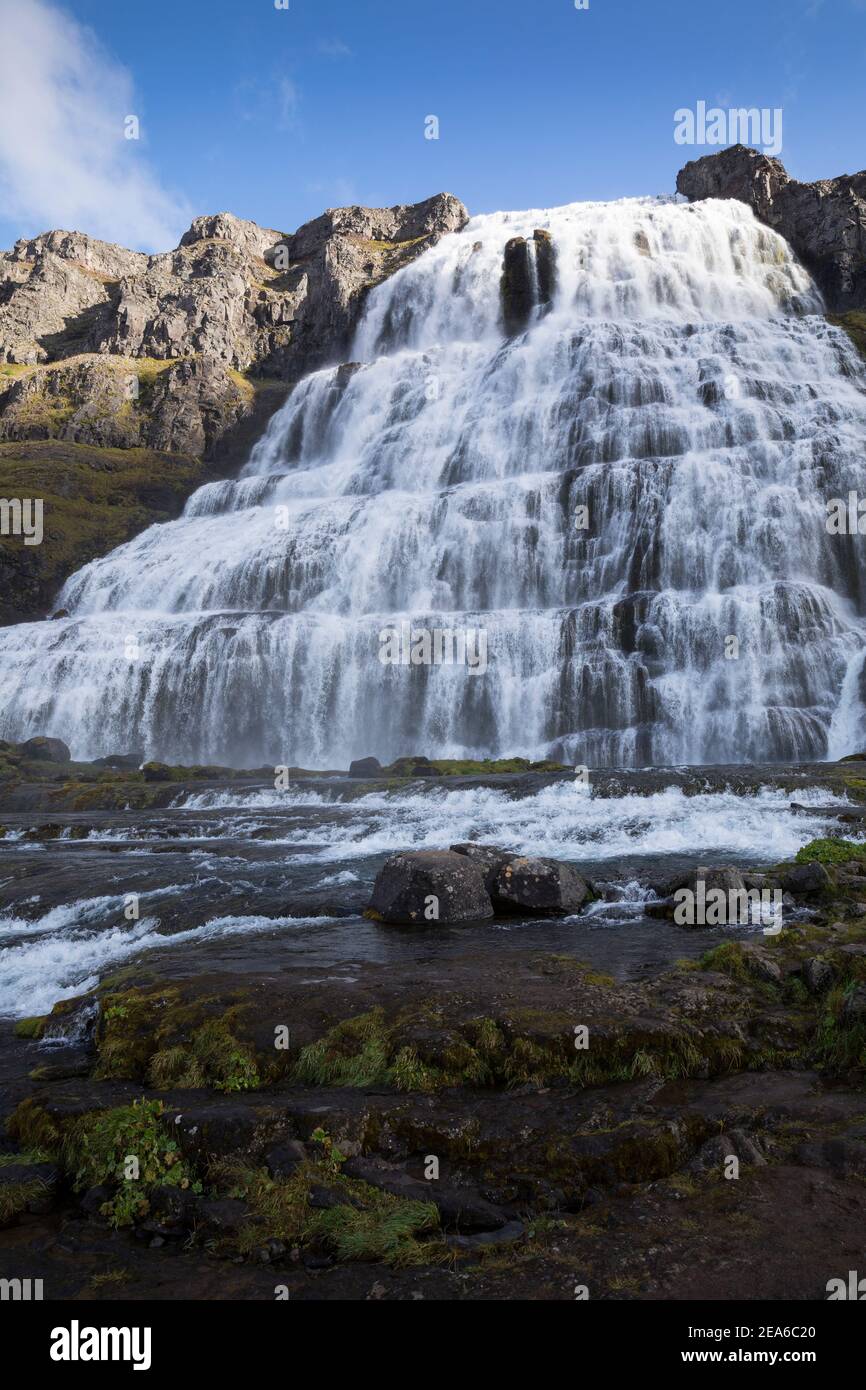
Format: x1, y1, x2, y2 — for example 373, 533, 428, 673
1, 195, 865, 765
180, 781, 842, 863
0, 901, 338, 1018
0, 781, 848, 1017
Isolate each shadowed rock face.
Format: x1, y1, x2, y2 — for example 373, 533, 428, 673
676, 143, 866, 312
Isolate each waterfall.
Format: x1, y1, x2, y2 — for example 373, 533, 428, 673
1, 194, 865, 768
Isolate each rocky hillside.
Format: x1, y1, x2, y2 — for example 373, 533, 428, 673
0, 194, 468, 622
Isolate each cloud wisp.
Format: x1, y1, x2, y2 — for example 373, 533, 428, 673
0, 0, 189, 251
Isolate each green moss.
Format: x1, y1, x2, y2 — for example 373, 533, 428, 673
700, 942, 751, 980
0, 439, 206, 625
96, 988, 261, 1092
13, 1015, 47, 1040
6, 1098, 62, 1153
147, 1017, 260, 1093
295, 1009, 392, 1087
830, 310, 866, 362
795, 838, 866, 866
216, 1156, 441, 1265
381, 756, 567, 776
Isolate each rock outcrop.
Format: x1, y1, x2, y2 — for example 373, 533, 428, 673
676, 144, 866, 313
0, 193, 468, 621
367, 845, 591, 924
0, 196, 468, 379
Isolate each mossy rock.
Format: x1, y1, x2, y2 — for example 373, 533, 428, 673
14, 1015, 48, 1040
94, 986, 270, 1092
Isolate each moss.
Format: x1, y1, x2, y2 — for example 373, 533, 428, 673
216, 1155, 441, 1265
294, 1009, 392, 1087
0, 439, 206, 624
794, 838, 866, 866
96, 988, 262, 1092
295, 1003, 757, 1093
830, 310, 866, 362
13, 1015, 47, 1040
6, 1098, 63, 1153
700, 942, 751, 980
147, 1017, 260, 1093
381, 756, 567, 776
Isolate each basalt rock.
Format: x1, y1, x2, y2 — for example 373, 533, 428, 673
488, 855, 590, 917
500, 237, 535, 335
369, 846, 591, 922
676, 144, 866, 312
367, 850, 494, 924
780, 861, 832, 895
18, 735, 71, 763
533, 228, 556, 305
348, 756, 382, 778
450, 843, 518, 891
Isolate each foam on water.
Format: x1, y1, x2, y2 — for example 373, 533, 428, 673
0, 900, 338, 1019
177, 781, 850, 863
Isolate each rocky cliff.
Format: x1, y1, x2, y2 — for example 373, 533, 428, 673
0, 193, 468, 622
676, 144, 866, 314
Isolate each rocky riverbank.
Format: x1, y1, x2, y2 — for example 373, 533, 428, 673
1, 752, 866, 1300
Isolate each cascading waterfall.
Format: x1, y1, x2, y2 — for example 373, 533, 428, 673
1, 194, 866, 768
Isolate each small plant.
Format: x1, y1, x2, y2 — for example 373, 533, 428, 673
310, 1127, 346, 1173
64, 1099, 198, 1228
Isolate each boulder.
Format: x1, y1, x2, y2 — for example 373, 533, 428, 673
780, 861, 832, 895
348, 756, 382, 778
141, 761, 174, 783
802, 956, 834, 994
489, 855, 590, 917
367, 850, 493, 924
689, 1129, 766, 1174
533, 228, 556, 305
18, 735, 71, 763
265, 1141, 308, 1178
92, 752, 145, 769
648, 864, 751, 924
450, 842, 518, 890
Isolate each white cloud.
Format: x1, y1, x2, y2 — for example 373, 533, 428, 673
0, 0, 189, 251
234, 74, 301, 132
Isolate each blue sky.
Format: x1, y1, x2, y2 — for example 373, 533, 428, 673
0, 0, 864, 251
